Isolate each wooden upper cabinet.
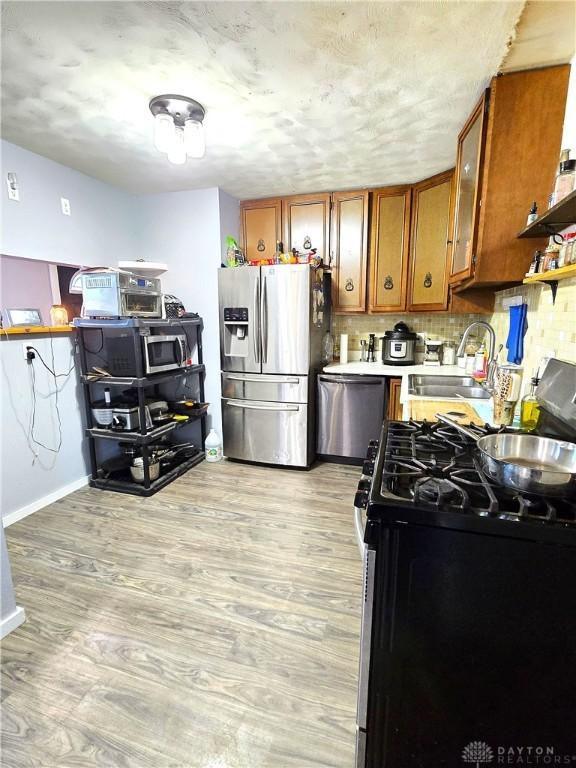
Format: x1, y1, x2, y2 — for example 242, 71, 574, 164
331, 190, 369, 313
408, 170, 454, 311
368, 186, 411, 313
240, 198, 282, 263
451, 65, 570, 289
449, 94, 488, 284
282, 193, 331, 264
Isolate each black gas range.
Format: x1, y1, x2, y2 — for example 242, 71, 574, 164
357, 419, 576, 535
354, 360, 576, 768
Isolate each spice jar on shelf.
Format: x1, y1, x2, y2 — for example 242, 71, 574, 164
554, 158, 576, 204
542, 242, 561, 272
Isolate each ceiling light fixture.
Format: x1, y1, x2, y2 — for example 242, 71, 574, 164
149, 94, 206, 164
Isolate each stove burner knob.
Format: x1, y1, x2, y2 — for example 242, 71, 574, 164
362, 460, 374, 477
354, 488, 370, 509
366, 446, 378, 460
368, 440, 379, 448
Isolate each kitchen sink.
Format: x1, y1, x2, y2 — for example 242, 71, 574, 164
407, 374, 491, 400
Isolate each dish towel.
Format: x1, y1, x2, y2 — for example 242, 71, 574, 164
506, 303, 528, 365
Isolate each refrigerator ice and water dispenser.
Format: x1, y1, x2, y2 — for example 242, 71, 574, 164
223, 307, 250, 357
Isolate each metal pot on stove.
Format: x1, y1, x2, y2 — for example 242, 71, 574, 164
381, 322, 417, 366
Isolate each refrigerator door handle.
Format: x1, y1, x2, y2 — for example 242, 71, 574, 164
261, 275, 268, 364
227, 400, 299, 412
357, 548, 376, 731
253, 274, 261, 363
225, 374, 300, 384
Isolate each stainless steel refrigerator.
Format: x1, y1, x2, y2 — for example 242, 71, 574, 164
218, 264, 328, 467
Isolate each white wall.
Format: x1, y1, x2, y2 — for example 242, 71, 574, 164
0, 334, 89, 525
136, 187, 226, 435
560, 55, 576, 151
218, 189, 240, 264
0, 139, 239, 521
1, 140, 137, 266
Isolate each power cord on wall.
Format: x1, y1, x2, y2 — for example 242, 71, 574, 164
24, 333, 75, 458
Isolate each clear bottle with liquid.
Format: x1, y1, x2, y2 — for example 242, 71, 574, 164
322, 331, 334, 364
520, 376, 541, 432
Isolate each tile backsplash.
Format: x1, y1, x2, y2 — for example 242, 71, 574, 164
332, 313, 485, 360
489, 277, 576, 385
332, 276, 576, 378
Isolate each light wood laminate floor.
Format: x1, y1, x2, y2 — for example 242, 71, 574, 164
2, 459, 361, 768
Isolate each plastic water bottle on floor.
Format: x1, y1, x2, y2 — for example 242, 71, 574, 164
205, 429, 223, 462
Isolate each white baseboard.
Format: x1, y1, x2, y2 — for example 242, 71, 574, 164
0, 605, 25, 639
2, 475, 90, 528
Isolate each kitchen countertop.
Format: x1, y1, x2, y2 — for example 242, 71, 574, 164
322, 361, 495, 424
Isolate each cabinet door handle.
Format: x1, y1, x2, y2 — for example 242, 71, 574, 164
384, 275, 393, 290
423, 272, 433, 288
345, 278, 354, 292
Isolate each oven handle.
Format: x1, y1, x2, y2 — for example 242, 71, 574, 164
354, 506, 366, 559
173, 338, 184, 366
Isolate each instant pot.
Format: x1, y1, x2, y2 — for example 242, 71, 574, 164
381, 322, 417, 365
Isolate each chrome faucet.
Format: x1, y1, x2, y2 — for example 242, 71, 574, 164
457, 320, 498, 390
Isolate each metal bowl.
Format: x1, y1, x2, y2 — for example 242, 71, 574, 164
130, 457, 160, 484
476, 433, 576, 497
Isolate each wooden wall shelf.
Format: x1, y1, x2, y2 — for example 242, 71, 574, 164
523, 263, 576, 285
517, 190, 576, 239
522, 262, 576, 304
1, 325, 75, 337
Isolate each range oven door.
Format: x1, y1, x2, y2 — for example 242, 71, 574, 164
356, 546, 376, 768
143, 335, 188, 374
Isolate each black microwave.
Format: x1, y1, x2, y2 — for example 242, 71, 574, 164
106, 334, 190, 377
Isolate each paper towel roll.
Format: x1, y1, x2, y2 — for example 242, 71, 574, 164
340, 334, 348, 364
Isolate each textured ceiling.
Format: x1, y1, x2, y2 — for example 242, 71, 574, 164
501, 0, 575, 73
1, 1, 526, 199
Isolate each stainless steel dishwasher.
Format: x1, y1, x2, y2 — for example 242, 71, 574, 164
317, 374, 387, 462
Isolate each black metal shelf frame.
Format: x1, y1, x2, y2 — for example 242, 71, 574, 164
76, 317, 207, 495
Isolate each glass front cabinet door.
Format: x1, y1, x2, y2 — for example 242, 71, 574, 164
450, 93, 488, 283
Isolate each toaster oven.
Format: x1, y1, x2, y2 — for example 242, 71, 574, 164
82, 270, 162, 318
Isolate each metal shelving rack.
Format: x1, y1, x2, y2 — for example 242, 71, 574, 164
74, 316, 207, 496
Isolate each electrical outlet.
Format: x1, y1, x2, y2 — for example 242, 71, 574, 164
6, 172, 19, 201
61, 197, 71, 216
23, 343, 35, 361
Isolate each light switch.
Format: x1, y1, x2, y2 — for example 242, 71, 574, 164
61, 197, 71, 216
6, 172, 19, 201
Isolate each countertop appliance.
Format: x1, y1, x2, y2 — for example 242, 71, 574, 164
218, 264, 328, 467
381, 322, 416, 365
317, 375, 386, 462
353, 358, 576, 767
422, 338, 443, 366
81, 269, 162, 319
111, 405, 153, 432
106, 333, 190, 377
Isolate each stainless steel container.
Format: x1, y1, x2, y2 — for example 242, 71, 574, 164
130, 457, 160, 483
